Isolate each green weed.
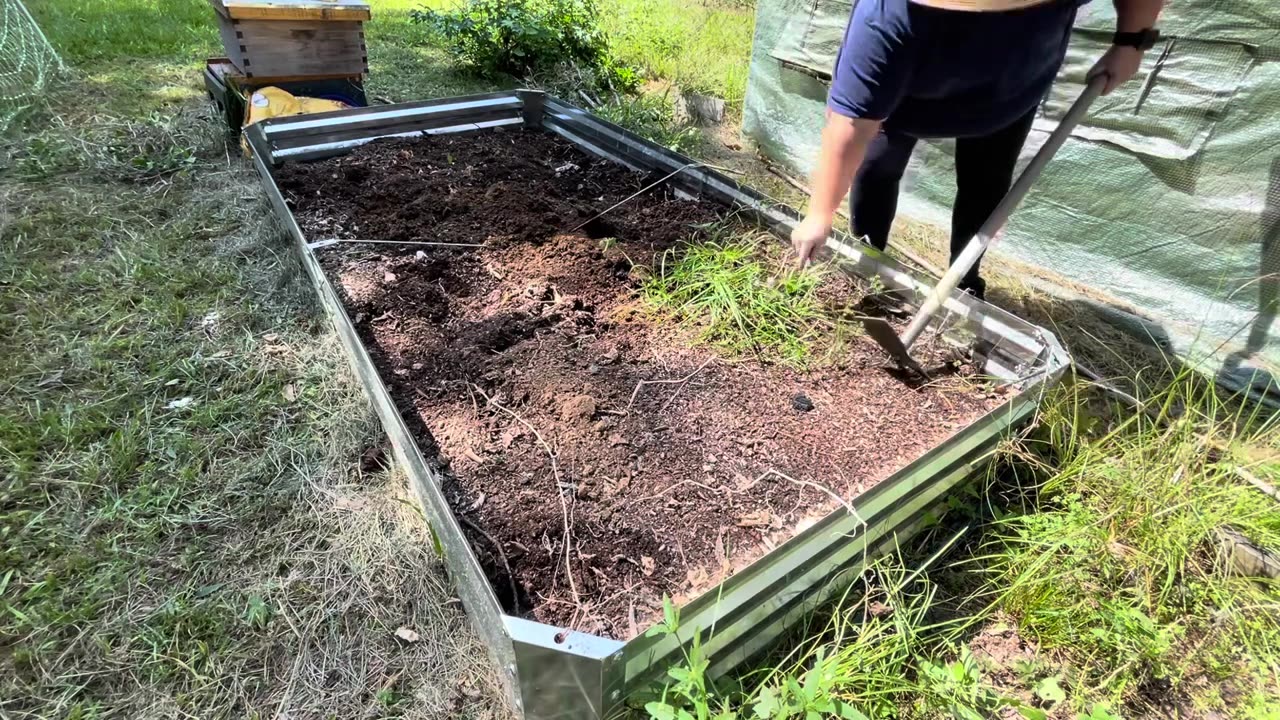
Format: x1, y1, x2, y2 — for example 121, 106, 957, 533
973, 377, 1280, 703
590, 92, 701, 153
599, 0, 755, 105
643, 230, 829, 366
643, 560, 1043, 720
411, 0, 637, 93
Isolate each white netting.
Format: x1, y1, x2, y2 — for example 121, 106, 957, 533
0, 0, 63, 133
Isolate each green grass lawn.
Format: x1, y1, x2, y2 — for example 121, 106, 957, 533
6, 0, 1280, 719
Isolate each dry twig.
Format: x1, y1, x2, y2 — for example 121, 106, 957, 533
625, 356, 715, 413
753, 468, 859, 519
471, 384, 581, 607
458, 513, 520, 608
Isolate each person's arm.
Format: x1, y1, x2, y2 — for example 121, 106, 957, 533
1090, 0, 1163, 95
792, 114, 881, 267
791, 0, 912, 267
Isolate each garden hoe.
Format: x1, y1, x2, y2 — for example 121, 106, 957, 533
862, 74, 1107, 376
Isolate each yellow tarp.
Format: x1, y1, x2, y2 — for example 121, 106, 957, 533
240, 86, 349, 155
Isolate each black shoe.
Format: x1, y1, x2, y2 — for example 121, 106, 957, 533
958, 276, 986, 302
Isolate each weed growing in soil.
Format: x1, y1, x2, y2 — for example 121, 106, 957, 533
644, 560, 1049, 720
643, 229, 830, 366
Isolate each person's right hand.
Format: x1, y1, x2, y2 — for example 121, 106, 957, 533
791, 215, 831, 268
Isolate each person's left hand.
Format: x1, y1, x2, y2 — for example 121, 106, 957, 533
1089, 45, 1144, 95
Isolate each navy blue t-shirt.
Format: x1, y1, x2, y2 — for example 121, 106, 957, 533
828, 0, 1087, 138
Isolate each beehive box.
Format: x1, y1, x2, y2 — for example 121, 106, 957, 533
209, 0, 369, 79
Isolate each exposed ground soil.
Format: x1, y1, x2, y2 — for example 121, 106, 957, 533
275, 130, 1002, 639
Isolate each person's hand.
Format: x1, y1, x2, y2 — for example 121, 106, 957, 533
791, 215, 831, 268
1089, 45, 1144, 95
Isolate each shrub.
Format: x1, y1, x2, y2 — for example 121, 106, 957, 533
410, 0, 632, 88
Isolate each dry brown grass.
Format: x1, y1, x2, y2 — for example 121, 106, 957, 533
1, 86, 508, 718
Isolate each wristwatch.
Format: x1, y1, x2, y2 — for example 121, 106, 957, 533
1113, 28, 1161, 50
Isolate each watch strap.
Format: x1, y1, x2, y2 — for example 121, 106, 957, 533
1113, 28, 1160, 50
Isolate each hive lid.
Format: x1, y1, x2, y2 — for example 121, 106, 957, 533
209, 0, 371, 22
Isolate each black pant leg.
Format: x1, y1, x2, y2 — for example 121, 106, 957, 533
951, 109, 1037, 288
850, 128, 918, 251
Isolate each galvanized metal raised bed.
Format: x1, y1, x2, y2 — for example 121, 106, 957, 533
244, 90, 1071, 720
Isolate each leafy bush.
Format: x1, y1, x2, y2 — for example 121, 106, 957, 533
410, 0, 633, 89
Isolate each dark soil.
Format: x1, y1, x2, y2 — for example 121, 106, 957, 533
276, 129, 1001, 639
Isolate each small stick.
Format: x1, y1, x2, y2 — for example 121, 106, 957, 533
567, 163, 702, 235
313, 238, 488, 248
1236, 465, 1280, 504
626, 356, 715, 413
754, 468, 859, 520
458, 513, 520, 608
631, 477, 722, 505
471, 384, 580, 606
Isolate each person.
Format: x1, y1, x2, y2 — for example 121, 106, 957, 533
790, 0, 1163, 300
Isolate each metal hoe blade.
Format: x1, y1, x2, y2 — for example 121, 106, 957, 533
863, 317, 928, 377
862, 74, 1107, 374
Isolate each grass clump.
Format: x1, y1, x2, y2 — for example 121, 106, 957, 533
643, 230, 828, 366
591, 91, 702, 153
644, 561, 1055, 720
971, 377, 1280, 709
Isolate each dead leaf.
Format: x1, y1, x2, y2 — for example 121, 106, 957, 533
263, 333, 280, 343
334, 495, 370, 512
686, 567, 709, 589
394, 626, 420, 643
166, 397, 195, 410
736, 510, 772, 528
500, 426, 525, 449
283, 383, 298, 402
641, 556, 655, 577
383, 271, 398, 283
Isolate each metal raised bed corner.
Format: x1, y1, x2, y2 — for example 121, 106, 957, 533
244, 90, 1071, 720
